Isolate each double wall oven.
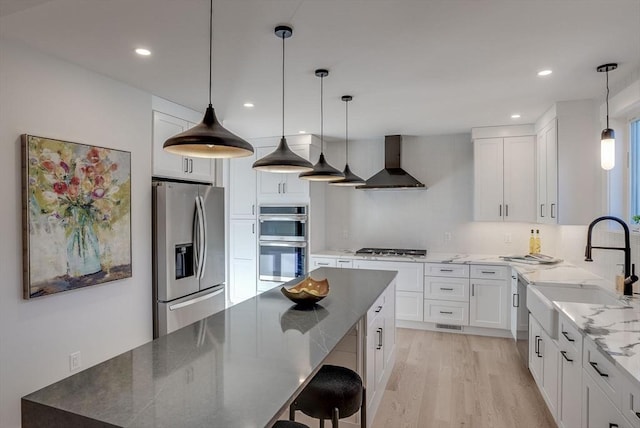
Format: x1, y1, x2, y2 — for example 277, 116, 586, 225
258, 205, 308, 290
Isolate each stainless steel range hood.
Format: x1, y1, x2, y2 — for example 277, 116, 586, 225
356, 135, 426, 190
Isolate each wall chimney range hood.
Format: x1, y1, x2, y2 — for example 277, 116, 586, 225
356, 135, 426, 190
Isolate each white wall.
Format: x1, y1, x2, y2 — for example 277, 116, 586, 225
0, 40, 153, 427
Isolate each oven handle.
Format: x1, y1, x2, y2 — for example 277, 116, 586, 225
259, 215, 307, 222
260, 241, 307, 248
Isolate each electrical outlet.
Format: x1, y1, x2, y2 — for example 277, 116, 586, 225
504, 233, 512, 243
444, 232, 452, 242
69, 351, 81, 372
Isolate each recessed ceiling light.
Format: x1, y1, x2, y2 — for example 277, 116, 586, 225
298, 130, 306, 134
135, 48, 151, 56
537, 69, 552, 76
243, 102, 254, 108
511, 114, 521, 119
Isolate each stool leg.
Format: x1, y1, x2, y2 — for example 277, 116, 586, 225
332, 408, 339, 428
289, 403, 295, 421
361, 386, 367, 428
319, 419, 324, 428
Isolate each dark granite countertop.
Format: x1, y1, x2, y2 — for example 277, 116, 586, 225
22, 268, 397, 428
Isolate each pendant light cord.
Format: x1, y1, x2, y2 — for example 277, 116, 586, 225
281, 32, 285, 137
605, 69, 610, 128
345, 98, 349, 162
208, 0, 213, 107
320, 74, 324, 152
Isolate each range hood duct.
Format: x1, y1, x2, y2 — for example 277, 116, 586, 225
356, 135, 426, 190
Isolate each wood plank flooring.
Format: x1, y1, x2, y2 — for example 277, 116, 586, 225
372, 328, 556, 428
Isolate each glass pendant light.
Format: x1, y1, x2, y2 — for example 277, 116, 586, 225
163, 0, 253, 158
597, 63, 618, 170
299, 69, 345, 181
330, 95, 365, 186
252, 26, 313, 173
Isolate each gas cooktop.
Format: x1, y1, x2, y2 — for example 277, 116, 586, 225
355, 248, 427, 257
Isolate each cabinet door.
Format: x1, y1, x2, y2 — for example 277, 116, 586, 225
153, 111, 189, 178
536, 128, 548, 223
256, 147, 284, 199
540, 331, 559, 420
281, 145, 310, 201
229, 220, 257, 304
188, 156, 214, 182
559, 343, 582, 428
503, 136, 535, 222
396, 291, 424, 321
474, 138, 504, 221
529, 315, 543, 384
584, 371, 632, 428
537, 119, 558, 224
353, 260, 424, 292
469, 279, 508, 329
229, 152, 257, 218
383, 285, 396, 367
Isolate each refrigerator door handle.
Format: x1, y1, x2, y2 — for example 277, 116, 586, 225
168, 287, 224, 311
194, 196, 206, 279
198, 195, 208, 279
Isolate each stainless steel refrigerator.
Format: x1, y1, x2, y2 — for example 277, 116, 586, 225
152, 180, 226, 338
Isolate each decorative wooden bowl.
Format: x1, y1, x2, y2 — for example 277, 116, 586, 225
281, 277, 330, 306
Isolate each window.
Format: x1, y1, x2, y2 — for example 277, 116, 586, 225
630, 118, 640, 223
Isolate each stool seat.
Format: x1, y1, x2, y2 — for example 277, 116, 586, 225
293, 365, 364, 423
273, 421, 309, 428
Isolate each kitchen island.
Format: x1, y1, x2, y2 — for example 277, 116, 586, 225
21, 268, 397, 428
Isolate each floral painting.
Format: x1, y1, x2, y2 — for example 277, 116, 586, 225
21, 135, 132, 299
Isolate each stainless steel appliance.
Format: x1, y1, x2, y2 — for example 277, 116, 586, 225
355, 248, 427, 257
152, 180, 226, 338
511, 272, 529, 366
258, 205, 308, 286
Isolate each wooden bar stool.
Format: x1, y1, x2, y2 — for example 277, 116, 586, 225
290, 365, 366, 428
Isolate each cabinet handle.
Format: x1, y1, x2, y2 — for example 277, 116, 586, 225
561, 331, 575, 342
440, 287, 454, 291
481, 270, 496, 274
439, 268, 454, 272
505, 204, 509, 217
512, 293, 519, 307
337, 260, 350, 264
540, 204, 545, 218
551, 203, 556, 219
560, 351, 573, 362
439, 311, 453, 315
278, 183, 282, 194
252, 204, 255, 216
609, 424, 619, 428
589, 361, 609, 377
183, 158, 189, 173
282, 182, 286, 193
376, 328, 383, 349
471, 283, 475, 297
534, 335, 540, 355
317, 262, 330, 266
252, 223, 255, 234
188, 158, 193, 173
536, 337, 543, 357
375, 305, 383, 313
499, 204, 502, 217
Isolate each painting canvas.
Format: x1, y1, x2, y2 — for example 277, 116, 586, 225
21, 135, 132, 299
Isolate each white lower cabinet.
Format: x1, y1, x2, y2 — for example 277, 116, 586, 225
353, 260, 424, 322
557, 314, 583, 428
469, 265, 510, 329
529, 314, 559, 420
423, 299, 468, 325
423, 263, 470, 327
584, 370, 632, 428
309, 257, 337, 269
228, 220, 257, 304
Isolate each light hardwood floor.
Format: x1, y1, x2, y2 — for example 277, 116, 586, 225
372, 328, 556, 428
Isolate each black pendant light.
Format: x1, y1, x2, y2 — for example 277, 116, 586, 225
163, 0, 253, 159
299, 69, 345, 181
330, 95, 366, 186
252, 26, 313, 173
597, 63, 618, 170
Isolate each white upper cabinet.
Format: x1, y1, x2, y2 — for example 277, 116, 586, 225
255, 145, 311, 203
473, 131, 535, 222
151, 97, 215, 183
535, 101, 600, 225
229, 152, 256, 219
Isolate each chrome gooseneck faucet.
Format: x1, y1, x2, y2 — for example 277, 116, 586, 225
585, 216, 638, 296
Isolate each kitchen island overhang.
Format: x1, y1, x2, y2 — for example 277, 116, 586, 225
21, 267, 397, 428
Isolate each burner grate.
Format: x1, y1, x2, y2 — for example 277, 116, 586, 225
355, 248, 426, 257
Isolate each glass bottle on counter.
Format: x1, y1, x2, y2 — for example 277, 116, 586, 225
534, 229, 541, 254
529, 229, 535, 254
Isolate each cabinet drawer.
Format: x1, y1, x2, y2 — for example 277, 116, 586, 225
583, 339, 624, 410
470, 264, 509, 280
425, 263, 469, 278
311, 257, 336, 268
558, 315, 583, 356
423, 299, 468, 325
621, 376, 640, 426
336, 259, 353, 268
367, 293, 386, 324
424, 277, 469, 302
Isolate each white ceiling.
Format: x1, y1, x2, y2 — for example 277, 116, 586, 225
1, 0, 639, 143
